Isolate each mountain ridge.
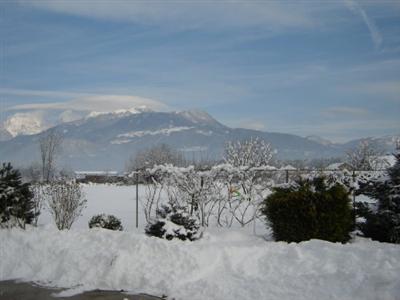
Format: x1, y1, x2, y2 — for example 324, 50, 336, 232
0, 109, 398, 170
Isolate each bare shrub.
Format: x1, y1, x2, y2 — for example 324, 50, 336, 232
45, 182, 86, 230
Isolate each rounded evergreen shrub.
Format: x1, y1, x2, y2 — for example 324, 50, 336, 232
88, 214, 123, 231
145, 205, 201, 241
261, 177, 353, 243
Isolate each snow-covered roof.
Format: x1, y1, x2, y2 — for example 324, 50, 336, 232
326, 162, 345, 170
75, 171, 119, 176
280, 165, 297, 170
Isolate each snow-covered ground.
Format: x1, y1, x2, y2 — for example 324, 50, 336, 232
1, 184, 399, 300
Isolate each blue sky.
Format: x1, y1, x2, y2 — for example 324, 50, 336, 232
1, 0, 399, 142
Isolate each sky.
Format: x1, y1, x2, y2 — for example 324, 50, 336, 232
0, 0, 399, 142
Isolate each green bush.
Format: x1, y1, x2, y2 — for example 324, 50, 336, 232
262, 177, 353, 243
89, 214, 123, 231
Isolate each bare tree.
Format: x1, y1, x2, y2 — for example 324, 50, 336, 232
224, 137, 274, 168
346, 140, 383, 171
30, 183, 45, 226
39, 129, 63, 182
142, 176, 165, 223
223, 138, 274, 228
45, 182, 86, 230
20, 162, 42, 183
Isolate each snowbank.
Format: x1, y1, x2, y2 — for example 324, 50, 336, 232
1, 226, 399, 300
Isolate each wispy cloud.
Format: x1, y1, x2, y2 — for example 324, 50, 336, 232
344, 0, 383, 49
3, 1, 399, 142
230, 119, 266, 131
0, 88, 91, 99
341, 80, 400, 101
266, 119, 400, 142
2, 88, 168, 112
22, 1, 314, 30
323, 106, 369, 117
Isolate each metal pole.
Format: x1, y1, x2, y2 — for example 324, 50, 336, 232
136, 171, 139, 228
352, 170, 356, 226
285, 170, 289, 183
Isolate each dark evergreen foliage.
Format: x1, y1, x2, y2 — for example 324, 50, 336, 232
88, 214, 123, 231
357, 152, 400, 243
262, 177, 353, 243
388, 152, 400, 185
145, 204, 200, 241
0, 162, 36, 228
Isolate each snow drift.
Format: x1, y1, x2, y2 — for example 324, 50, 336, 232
1, 226, 399, 300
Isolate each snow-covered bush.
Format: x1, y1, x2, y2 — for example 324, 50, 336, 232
211, 164, 272, 227
44, 182, 87, 230
88, 214, 123, 231
357, 151, 400, 243
224, 137, 274, 168
262, 177, 353, 243
141, 161, 386, 232
142, 163, 275, 228
143, 165, 218, 227
0, 163, 37, 228
297, 169, 386, 196
145, 204, 201, 241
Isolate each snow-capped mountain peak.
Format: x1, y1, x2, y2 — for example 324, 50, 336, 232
177, 109, 219, 125
86, 106, 152, 119
3, 112, 48, 137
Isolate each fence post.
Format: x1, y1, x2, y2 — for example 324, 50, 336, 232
136, 170, 139, 228
285, 170, 289, 183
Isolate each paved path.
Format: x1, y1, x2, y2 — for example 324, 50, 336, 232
0, 281, 164, 300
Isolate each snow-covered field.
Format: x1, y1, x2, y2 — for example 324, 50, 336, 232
38, 184, 150, 230
1, 184, 400, 300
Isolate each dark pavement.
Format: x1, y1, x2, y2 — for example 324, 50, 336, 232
0, 281, 165, 300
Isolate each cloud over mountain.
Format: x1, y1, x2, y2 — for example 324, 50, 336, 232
6, 91, 168, 113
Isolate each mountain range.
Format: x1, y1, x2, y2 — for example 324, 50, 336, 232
0, 108, 398, 170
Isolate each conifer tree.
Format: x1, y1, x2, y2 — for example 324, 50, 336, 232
359, 146, 400, 243
0, 163, 36, 228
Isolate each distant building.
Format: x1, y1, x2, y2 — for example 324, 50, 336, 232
75, 171, 124, 183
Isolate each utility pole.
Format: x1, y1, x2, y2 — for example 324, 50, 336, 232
352, 170, 356, 226
136, 170, 139, 228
